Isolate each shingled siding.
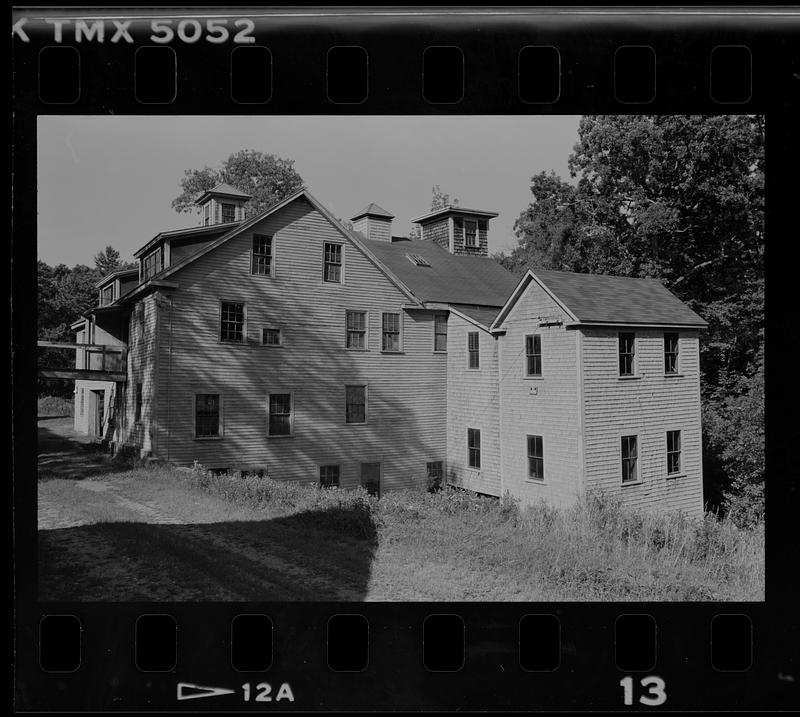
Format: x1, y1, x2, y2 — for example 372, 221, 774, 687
446, 314, 502, 496
421, 217, 450, 252
118, 294, 160, 455
152, 197, 447, 491
581, 328, 704, 517
498, 282, 582, 509
452, 217, 489, 257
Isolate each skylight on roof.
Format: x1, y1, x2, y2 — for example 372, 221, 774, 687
405, 253, 431, 267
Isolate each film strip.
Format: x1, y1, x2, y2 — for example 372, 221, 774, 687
12, 6, 799, 712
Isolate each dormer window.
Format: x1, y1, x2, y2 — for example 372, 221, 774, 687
464, 219, 478, 247
141, 247, 163, 281
221, 203, 236, 223
194, 183, 252, 227
100, 284, 114, 306
203, 203, 211, 226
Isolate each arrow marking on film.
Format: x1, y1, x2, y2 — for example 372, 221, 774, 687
177, 682, 236, 701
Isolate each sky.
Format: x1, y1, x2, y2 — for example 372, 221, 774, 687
37, 115, 581, 266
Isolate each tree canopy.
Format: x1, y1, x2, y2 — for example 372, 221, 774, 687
171, 149, 304, 218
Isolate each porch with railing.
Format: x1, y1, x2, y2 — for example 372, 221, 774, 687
37, 341, 128, 382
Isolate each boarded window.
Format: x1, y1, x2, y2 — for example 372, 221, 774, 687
525, 334, 542, 376
320, 465, 340, 488
527, 435, 544, 481
621, 435, 638, 483
324, 243, 342, 283
221, 203, 236, 223
195, 394, 220, 438
382, 312, 401, 352
346, 311, 367, 349
667, 430, 681, 475
134, 382, 142, 423
251, 234, 273, 276
464, 219, 478, 247
468, 428, 481, 468
220, 301, 245, 342
664, 333, 679, 374
346, 385, 366, 424
619, 332, 636, 376
434, 314, 448, 352
468, 331, 480, 369
268, 393, 292, 436
262, 328, 281, 346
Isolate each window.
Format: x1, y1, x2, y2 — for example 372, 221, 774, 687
262, 328, 281, 346
195, 394, 221, 438
221, 203, 236, 223
467, 428, 481, 469
467, 331, 480, 369
268, 393, 292, 436
464, 219, 478, 247
667, 430, 681, 475
80, 388, 84, 416
346, 311, 367, 350
134, 383, 142, 423
664, 333, 679, 374
382, 312, 401, 352
320, 465, 340, 488
434, 314, 448, 352
426, 461, 443, 483
100, 284, 114, 306
203, 203, 211, 226
525, 334, 542, 376
251, 234, 273, 276
345, 385, 366, 424
619, 332, 636, 376
220, 301, 245, 343
621, 435, 638, 483
141, 248, 163, 281
323, 243, 342, 283
527, 435, 544, 481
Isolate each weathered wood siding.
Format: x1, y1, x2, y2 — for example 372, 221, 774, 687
445, 314, 502, 496
73, 321, 123, 437
152, 197, 446, 490
581, 328, 704, 517
497, 283, 582, 508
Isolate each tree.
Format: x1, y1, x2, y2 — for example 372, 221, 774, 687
94, 245, 121, 277
171, 149, 304, 218
408, 185, 460, 238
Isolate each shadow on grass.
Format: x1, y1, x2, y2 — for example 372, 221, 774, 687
38, 505, 379, 601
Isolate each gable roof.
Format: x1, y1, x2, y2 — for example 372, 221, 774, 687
351, 203, 394, 221
449, 304, 503, 330
492, 269, 708, 331
194, 182, 252, 204
363, 236, 519, 306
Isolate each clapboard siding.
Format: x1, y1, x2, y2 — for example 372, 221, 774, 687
581, 328, 704, 516
148, 197, 446, 491
498, 282, 582, 508
446, 315, 502, 496
73, 322, 123, 436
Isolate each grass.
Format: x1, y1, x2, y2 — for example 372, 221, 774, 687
38, 395, 73, 418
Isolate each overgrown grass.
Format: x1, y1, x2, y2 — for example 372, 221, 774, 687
184, 464, 764, 601
38, 395, 73, 418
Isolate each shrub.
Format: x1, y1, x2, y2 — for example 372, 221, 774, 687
38, 395, 73, 417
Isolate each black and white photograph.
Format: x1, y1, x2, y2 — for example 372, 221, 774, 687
36, 113, 765, 603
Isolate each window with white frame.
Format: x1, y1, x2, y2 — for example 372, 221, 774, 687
262, 328, 281, 346
527, 435, 544, 481
268, 393, 292, 436
467, 331, 480, 369
468, 428, 481, 469
382, 312, 401, 352
251, 235, 273, 276
220, 301, 245, 342
619, 332, 636, 376
221, 203, 236, 223
320, 465, 340, 488
664, 333, 679, 374
667, 430, 681, 475
323, 243, 342, 283
621, 435, 638, 483
141, 248, 163, 281
434, 314, 448, 352
464, 219, 478, 247
345, 385, 367, 424
195, 394, 221, 438
203, 203, 211, 226
346, 311, 367, 349
525, 334, 542, 376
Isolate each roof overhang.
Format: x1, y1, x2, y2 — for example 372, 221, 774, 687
563, 321, 708, 330
411, 206, 499, 224
134, 222, 240, 258
94, 268, 139, 288
490, 270, 579, 332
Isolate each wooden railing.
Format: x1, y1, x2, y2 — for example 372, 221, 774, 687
37, 341, 128, 382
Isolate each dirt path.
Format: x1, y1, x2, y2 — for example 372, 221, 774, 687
37, 419, 375, 601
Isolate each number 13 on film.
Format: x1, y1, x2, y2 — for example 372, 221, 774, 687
620, 676, 667, 706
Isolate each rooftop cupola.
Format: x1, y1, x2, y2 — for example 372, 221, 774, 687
194, 182, 252, 226
351, 203, 394, 242
411, 206, 499, 257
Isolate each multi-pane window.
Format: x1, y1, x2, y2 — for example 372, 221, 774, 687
220, 301, 245, 343
619, 332, 636, 376
664, 333, 679, 374
345, 385, 367, 424
221, 203, 236, 223
203, 203, 211, 226
100, 285, 114, 306
323, 243, 342, 283
251, 234, 273, 276
468, 332, 480, 369
527, 435, 544, 481
464, 219, 478, 247
262, 328, 281, 346
621, 435, 638, 483
382, 312, 401, 352
141, 248, 163, 281
346, 311, 367, 349
434, 314, 448, 352
268, 393, 292, 436
195, 394, 220, 438
467, 428, 481, 469
320, 465, 340, 488
667, 430, 681, 475
525, 334, 542, 376
134, 383, 142, 423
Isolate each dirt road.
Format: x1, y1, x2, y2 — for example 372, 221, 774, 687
37, 419, 376, 601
